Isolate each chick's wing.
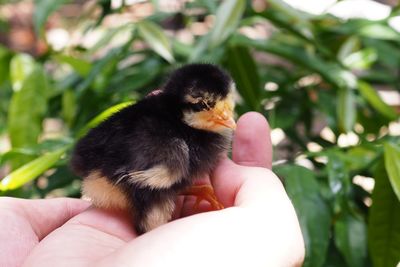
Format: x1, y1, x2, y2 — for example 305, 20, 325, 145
72, 111, 190, 189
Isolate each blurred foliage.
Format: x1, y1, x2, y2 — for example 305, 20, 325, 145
0, 0, 400, 266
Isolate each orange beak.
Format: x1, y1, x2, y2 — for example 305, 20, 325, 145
211, 113, 236, 130
209, 98, 236, 130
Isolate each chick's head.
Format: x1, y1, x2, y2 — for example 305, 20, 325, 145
164, 64, 236, 133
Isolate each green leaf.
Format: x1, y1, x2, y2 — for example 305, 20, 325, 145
334, 211, 367, 267
76, 44, 130, 93
368, 161, 400, 267
358, 81, 397, 121
266, 0, 312, 26
108, 57, 161, 94
230, 34, 357, 90
275, 164, 331, 267
77, 101, 134, 138
0, 45, 11, 86
0, 139, 72, 166
337, 88, 356, 133
337, 36, 360, 62
323, 240, 347, 267
0, 146, 68, 191
10, 53, 36, 92
8, 55, 48, 168
33, 0, 69, 36
363, 38, 400, 68
137, 20, 174, 63
327, 152, 350, 213
260, 6, 315, 46
189, 34, 211, 62
62, 89, 77, 127
39, 166, 79, 195
89, 24, 135, 53
342, 48, 377, 70
209, 0, 245, 48
341, 145, 376, 171
359, 24, 400, 41
327, 152, 349, 195
225, 46, 260, 111
384, 143, 400, 202
53, 54, 92, 77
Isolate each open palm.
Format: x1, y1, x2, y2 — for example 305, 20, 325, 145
1, 112, 304, 267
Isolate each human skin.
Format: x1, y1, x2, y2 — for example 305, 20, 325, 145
0, 112, 304, 267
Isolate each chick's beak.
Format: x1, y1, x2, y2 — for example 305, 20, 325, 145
211, 111, 236, 130
210, 99, 236, 130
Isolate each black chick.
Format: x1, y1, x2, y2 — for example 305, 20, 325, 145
71, 63, 236, 234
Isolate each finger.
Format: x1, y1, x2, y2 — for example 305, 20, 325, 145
232, 112, 272, 169
9, 197, 91, 240
210, 158, 243, 207
67, 207, 137, 241
23, 208, 134, 267
210, 112, 272, 207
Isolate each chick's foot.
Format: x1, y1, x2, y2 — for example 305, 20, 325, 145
181, 184, 224, 211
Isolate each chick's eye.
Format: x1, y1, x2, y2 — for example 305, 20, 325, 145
191, 101, 209, 112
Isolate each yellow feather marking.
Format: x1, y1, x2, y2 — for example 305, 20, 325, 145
139, 198, 175, 232
82, 171, 129, 210
128, 165, 182, 189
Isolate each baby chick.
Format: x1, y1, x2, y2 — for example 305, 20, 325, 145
71, 64, 236, 234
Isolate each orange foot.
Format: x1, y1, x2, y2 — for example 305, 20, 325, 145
181, 184, 224, 210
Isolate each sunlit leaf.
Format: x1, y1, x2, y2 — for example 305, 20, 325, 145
369, 161, 400, 267
209, 0, 245, 48
384, 142, 400, 202
360, 24, 400, 41
0, 146, 68, 191
0, 138, 72, 166
266, 0, 313, 25
137, 20, 174, 63
260, 5, 315, 45
53, 54, 92, 77
358, 81, 397, 121
337, 36, 360, 62
77, 101, 134, 138
275, 164, 331, 267
342, 48, 378, 70
89, 24, 135, 53
8, 55, 49, 168
10, 53, 35, 92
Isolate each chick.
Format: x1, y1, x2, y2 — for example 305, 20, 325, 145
71, 64, 236, 234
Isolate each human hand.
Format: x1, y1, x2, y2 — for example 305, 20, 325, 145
5, 112, 304, 267
0, 197, 90, 267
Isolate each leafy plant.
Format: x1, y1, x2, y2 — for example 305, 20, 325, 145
0, 0, 399, 266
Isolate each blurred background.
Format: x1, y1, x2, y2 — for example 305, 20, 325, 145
0, 0, 399, 266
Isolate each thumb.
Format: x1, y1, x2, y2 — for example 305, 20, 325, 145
212, 158, 286, 208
